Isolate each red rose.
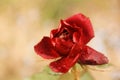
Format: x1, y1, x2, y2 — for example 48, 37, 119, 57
34, 13, 108, 73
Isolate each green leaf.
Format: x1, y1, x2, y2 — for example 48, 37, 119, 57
26, 64, 95, 80
80, 72, 94, 80
96, 63, 112, 68
26, 66, 60, 80
58, 72, 75, 80
26, 66, 77, 80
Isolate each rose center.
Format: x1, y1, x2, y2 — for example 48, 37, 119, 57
59, 29, 69, 39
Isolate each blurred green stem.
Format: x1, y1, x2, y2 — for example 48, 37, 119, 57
72, 65, 80, 80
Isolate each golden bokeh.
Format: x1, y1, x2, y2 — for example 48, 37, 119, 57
0, 0, 120, 80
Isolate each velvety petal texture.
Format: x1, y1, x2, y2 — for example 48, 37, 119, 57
52, 38, 73, 56
50, 44, 81, 73
34, 37, 59, 59
79, 46, 108, 65
65, 13, 94, 45
34, 13, 109, 73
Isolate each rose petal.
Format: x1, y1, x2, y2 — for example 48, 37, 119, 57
50, 20, 73, 39
73, 29, 87, 46
65, 13, 94, 44
52, 38, 73, 56
73, 32, 80, 43
34, 37, 59, 59
50, 44, 81, 73
79, 46, 108, 65
50, 29, 58, 38
60, 20, 76, 32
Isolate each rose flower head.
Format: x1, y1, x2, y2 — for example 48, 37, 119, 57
34, 13, 109, 73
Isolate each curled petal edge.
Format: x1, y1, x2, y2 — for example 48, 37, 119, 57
34, 37, 60, 59
49, 44, 81, 73
79, 46, 109, 65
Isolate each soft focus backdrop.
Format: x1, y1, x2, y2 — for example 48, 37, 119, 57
0, 0, 120, 80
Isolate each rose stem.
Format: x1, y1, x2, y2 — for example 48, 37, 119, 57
72, 64, 80, 80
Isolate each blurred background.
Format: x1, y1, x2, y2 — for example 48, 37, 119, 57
0, 0, 120, 80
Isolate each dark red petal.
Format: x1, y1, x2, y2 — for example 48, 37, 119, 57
65, 13, 94, 44
73, 32, 80, 43
50, 20, 73, 39
50, 29, 58, 38
73, 29, 87, 46
52, 38, 73, 56
60, 20, 76, 32
34, 37, 59, 59
79, 46, 109, 65
49, 44, 81, 73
